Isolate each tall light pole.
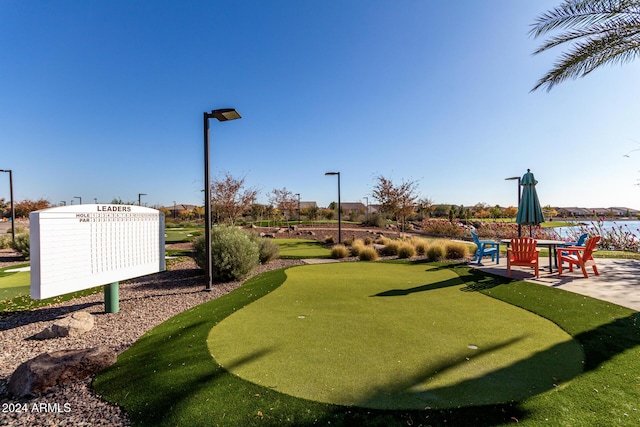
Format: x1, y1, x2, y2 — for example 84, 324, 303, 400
204, 108, 242, 291
138, 193, 147, 206
0, 169, 15, 244
505, 176, 522, 237
364, 196, 369, 223
295, 193, 301, 224
325, 171, 341, 243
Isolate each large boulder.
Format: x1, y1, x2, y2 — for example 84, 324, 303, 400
35, 311, 95, 339
8, 346, 117, 397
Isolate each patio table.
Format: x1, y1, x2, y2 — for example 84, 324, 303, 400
501, 239, 566, 273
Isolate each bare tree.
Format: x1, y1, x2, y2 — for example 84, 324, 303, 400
210, 172, 258, 225
371, 175, 419, 231
268, 187, 298, 221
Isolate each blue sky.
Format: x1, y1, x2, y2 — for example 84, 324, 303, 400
2, 1, 639, 210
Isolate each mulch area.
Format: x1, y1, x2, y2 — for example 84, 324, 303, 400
0, 249, 26, 269
248, 224, 418, 244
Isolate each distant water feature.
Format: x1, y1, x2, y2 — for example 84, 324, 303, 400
555, 220, 640, 238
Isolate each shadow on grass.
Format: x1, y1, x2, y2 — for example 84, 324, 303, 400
94, 263, 640, 427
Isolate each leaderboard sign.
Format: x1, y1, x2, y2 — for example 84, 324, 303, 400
30, 205, 165, 299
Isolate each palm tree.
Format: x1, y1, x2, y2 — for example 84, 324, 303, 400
530, 0, 640, 91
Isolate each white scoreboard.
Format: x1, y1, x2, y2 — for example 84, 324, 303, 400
30, 205, 165, 300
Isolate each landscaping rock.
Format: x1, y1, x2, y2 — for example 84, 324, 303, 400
35, 311, 95, 339
8, 346, 117, 397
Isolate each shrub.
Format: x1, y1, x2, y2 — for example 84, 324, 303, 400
421, 218, 467, 237
375, 236, 390, 245
249, 233, 280, 264
425, 242, 445, 261
0, 234, 10, 249
350, 239, 365, 256
358, 246, 379, 261
364, 236, 373, 245
331, 244, 349, 259
380, 240, 401, 256
363, 212, 386, 228
410, 237, 429, 255
445, 241, 468, 259
397, 242, 416, 259
325, 235, 335, 244
193, 226, 259, 282
10, 233, 30, 259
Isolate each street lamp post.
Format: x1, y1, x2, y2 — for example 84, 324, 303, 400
0, 169, 15, 244
74, 196, 82, 205
364, 196, 369, 223
505, 176, 522, 237
204, 108, 242, 291
138, 193, 147, 206
295, 193, 301, 224
325, 172, 341, 243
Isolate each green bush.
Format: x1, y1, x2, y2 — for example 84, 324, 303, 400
0, 234, 10, 249
425, 242, 445, 261
331, 244, 349, 259
10, 233, 30, 259
397, 242, 416, 259
363, 212, 386, 228
358, 246, 379, 261
445, 241, 468, 259
249, 233, 280, 264
193, 226, 259, 282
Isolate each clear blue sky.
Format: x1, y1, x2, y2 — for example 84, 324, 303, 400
2, 1, 639, 210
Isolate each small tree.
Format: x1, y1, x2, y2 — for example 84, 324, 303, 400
14, 199, 50, 218
210, 172, 258, 225
268, 187, 297, 221
371, 175, 419, 231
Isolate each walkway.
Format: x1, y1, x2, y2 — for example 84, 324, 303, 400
471, 257, 640, 312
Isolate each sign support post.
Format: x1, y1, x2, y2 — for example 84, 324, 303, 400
104, 282, 119, 313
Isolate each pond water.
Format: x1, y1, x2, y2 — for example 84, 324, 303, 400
555, 220, 640, 238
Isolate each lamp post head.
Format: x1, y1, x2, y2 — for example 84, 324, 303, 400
209, 108, 241, 121
325, 171, 339, 176
504, 176, 519, 181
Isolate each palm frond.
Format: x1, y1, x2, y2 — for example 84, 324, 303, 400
531, 0, 640, 91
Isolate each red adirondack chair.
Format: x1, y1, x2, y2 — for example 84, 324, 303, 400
507, 237, 540, 278
557, 236, 601, 278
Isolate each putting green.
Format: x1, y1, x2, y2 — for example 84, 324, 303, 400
208, 262, 584, 409
0, 271, 30, 300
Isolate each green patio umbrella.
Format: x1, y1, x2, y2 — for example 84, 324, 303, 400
516, 169, 545, 237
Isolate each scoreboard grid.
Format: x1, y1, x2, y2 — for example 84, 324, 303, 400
30, 205, 165, 300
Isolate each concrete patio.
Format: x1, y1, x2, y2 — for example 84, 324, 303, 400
471, 256, 640, 312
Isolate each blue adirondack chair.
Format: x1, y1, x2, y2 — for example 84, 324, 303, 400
471, 231, 500, 265
558, 233, 588, 265
560, 233, 588, 248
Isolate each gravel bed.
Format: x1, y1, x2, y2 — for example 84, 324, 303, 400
0, 258, 304, 426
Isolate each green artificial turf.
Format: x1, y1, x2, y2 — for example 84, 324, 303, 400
273, 238, 332, 259
93, 262, 640, 426
0, 269, 30, 300
0, 264, 104, 313
208, 262, 583, 409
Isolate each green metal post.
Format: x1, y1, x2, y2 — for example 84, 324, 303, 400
104, 282, 119, 313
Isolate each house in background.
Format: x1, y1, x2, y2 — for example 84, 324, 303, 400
163, 204, 199, 220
